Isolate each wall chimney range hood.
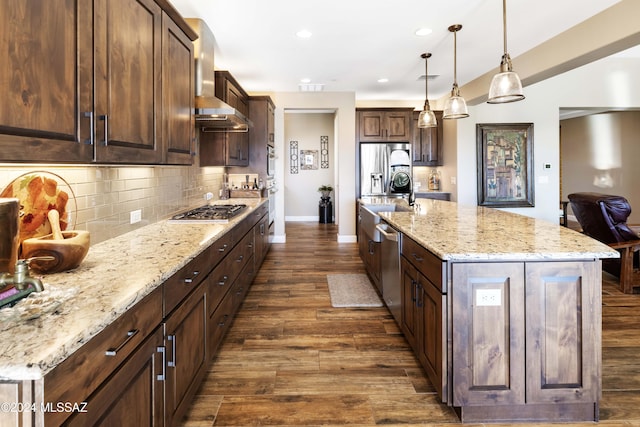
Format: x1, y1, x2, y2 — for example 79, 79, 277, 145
186, 18, 252, 131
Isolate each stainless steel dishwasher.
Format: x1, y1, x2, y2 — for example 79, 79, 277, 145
375, 222, 401, 325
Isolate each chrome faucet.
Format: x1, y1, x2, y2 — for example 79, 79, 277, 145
0, 257, 54, 292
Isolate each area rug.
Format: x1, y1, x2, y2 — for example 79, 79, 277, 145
326, 274, 383, 308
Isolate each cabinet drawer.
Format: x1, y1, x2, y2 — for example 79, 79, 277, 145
209, 230, 234, 268
401, 236, 444, 292
44, 287, 162, 426
164, 245, 212, 316
208, 284, 235, 357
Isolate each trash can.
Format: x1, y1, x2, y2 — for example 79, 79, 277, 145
319, 199, 333, 223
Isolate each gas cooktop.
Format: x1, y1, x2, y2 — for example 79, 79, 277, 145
168, 204, 247, 223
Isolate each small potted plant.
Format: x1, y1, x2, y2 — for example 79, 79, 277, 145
318, 185, 333, 201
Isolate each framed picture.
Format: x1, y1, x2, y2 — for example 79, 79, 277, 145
476, 123, 534, 207
300, 150, 318, 170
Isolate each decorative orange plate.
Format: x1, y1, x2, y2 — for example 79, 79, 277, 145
0, 171, 77, 246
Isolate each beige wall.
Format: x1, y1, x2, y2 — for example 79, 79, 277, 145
561, 111, 640, 224
0, 163, 225, 245
284, 113, 335, 220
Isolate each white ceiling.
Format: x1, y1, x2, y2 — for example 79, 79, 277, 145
169, 0, 624, 101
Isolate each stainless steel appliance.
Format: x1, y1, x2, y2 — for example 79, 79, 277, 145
267, 145, 275, 178
359, 143, 411, 197
168, 204, 247, 223
376, 222, 402, 325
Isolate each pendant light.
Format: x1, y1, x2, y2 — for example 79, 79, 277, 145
487, 0, 525, 103
443, 24, 469, 119
417, 53, 437, 128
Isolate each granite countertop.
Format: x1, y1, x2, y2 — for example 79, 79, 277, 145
0, 199, 267, 381
372, 198, 620, 262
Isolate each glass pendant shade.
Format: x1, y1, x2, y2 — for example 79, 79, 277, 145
488, 0, 525, 104
417, 107, 437, 128
443, 85, 469, 119
417, 53, 437, 128
487, 55, 524, 103
442, 25, 469, 120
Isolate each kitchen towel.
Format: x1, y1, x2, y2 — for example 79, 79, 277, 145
326, 274, 383, 308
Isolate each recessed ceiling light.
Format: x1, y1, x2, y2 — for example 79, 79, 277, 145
415, 28, 432, 36
378, 78, 389, 83
296, 30, 312, 38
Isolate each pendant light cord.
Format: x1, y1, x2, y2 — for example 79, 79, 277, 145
453, 30, 458, 86
502, 0, 508, 55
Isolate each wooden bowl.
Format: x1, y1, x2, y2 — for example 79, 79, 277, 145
21, 230, 90, 274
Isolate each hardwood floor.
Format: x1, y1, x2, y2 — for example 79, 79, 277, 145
182, 222, 640, 426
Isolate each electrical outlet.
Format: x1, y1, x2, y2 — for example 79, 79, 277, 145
476, 288, 501, 306
204, 192, 213, 201
130, 209, 142, 224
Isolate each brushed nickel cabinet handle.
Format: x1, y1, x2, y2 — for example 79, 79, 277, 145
83, 111, 94, 145
156, 346, 166, 381
105, 329, 139, 356
99, 114, 108, 146
167, 334, 176, 367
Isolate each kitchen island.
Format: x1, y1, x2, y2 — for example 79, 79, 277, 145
0, 199, 269, 426
372, 198, 619, 423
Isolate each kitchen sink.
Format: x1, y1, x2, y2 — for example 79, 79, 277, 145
360, 203, 412, 242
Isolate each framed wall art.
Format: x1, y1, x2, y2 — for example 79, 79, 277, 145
476, 123, 534, 207
300, 150, 318, 170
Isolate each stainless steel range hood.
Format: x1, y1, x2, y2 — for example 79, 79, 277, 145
186, 18, 252, 131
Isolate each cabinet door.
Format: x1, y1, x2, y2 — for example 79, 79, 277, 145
451, 262, 526, 406
163, 13, 194, 165
359, 111, 386, 141
525, 261, 600, 404
385, 111, 412, 141
400, 257, 419, 350
412, 110, 443, 166
0, 0, 94, 162
226, 132, 249, 166
65, 328, 165, 426
94, 0, 162, 163
417, 275, 445, 399
164, 285, 208, 426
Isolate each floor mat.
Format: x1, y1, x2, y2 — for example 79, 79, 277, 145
326, 273, 383, 307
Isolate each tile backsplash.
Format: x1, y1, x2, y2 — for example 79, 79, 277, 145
0, 163, 225, 245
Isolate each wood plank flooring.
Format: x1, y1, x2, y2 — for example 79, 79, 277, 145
182, 222, 640, 426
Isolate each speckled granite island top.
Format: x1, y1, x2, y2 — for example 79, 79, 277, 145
368, 198, 620, 261
0, 199, 266, 381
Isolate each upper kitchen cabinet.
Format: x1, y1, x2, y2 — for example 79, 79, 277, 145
357, 108, 413, 143
0, 0, 94, 163
0, 0, 197, 165
200, 71, 251, 167
162, 13, 196, 165
411, 110, 443, 166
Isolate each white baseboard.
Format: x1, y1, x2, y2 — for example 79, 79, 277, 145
270, 234, 286, 243
338, 234, 357, 243
285, 216, 326, 222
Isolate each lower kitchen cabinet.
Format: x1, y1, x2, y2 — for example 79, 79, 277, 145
358, 223, 381, 293
64, 327, 165, 426
163, 283, 208, 426
451, 261, 600, 422
400, 251, 445, 399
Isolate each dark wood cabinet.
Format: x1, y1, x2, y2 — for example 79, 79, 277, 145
228, 95, 276, 176
411, 110, 443, 166
65, 328, 165, 427
200, 71, 250, 167
357, 109, 412, 142
0, 0, 94, 163
0, 0, 196, 165
451, 260, 600, 422
162, 13, 195, 165
164, 282, 208, 427
358, 225, 381, 293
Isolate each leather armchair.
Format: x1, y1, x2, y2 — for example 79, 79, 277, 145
568, 192, 640, 293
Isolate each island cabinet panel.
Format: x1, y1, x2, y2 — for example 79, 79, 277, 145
525, 261, 601, 404
451, 262, 526, 406
450, 260, 601, 423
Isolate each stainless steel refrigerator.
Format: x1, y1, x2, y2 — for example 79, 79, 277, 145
359, 143, 411, 197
